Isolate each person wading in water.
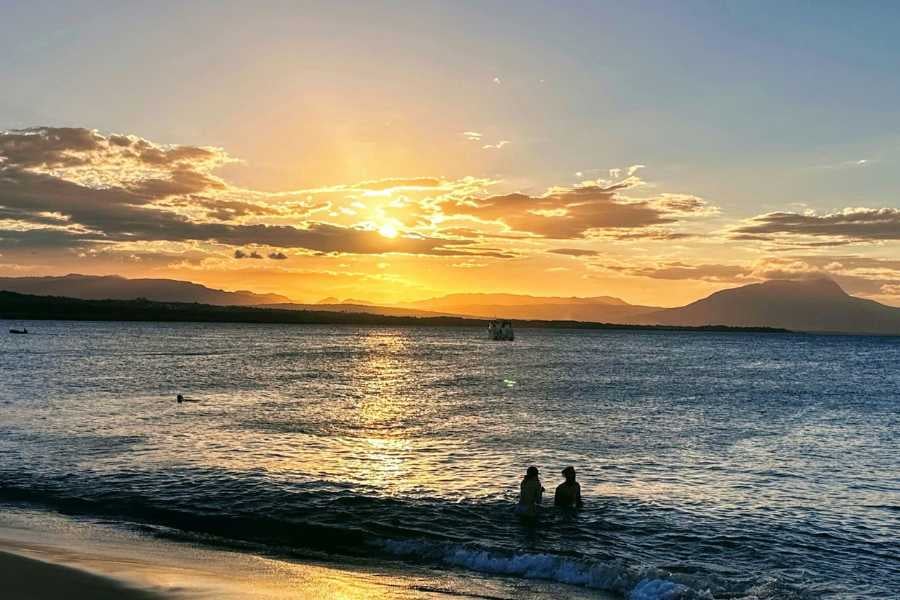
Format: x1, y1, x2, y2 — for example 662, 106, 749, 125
554, 466, 583, 509
516, 466, 544, 518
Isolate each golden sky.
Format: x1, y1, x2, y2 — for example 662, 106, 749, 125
1, 126, 898, 307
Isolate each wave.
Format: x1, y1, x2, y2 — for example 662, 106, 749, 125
377, 539, 698, 599
0, 479, 802, 600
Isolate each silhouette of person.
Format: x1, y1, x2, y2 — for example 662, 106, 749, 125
516, 466, 544, 518
554, 466, 583, 509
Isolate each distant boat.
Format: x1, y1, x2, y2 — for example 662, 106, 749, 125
9, 328, 28, 334
487, 320, 514, 341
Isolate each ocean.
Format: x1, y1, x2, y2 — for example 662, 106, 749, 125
1, 321, 897, 599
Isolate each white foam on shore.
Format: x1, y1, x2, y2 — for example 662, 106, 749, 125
630, 579, 692, 600
377, 539, 704, 599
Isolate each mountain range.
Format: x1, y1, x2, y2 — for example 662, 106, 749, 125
0, 274, 290, 306
1, 274, 898, 335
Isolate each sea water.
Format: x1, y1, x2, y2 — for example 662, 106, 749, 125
0, 322, 897, 598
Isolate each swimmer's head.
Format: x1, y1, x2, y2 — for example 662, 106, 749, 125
176, 394, 184, 403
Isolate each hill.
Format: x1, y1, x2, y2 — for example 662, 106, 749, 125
0, 274, 291, 306
401, 293, 658, 321
262, 302, 459, 318
639, 278, 900, 335
0, 291, 784, 333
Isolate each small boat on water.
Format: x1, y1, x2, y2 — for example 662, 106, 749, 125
9, 328, 28, 334
487, 320, 514, 341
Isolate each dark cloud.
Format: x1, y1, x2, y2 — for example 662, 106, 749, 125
0, 167, 499, 256
439, 184, 703, 239
792, 255, 900, 271
188, 197, 277, 221
0, 227, 94, 251
129, 169, 225, 199
608, 230, 694, 241
268, 252, 288, 260
0, 169, 494, 256
609, 262, 751, 282
548, 248, 600, 257
0, 127, 223, 169
0, 127, 103, 168
437, 227, 532, 240
733, 209, 900, 243
0, 128, 508, 258
653, 195, 709, 213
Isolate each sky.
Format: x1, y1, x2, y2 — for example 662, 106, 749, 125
1, 0, 899, 306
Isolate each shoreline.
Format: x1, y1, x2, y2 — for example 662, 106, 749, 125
0, 290, 791, 334
0, 506, 609, 600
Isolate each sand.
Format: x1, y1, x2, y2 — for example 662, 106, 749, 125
2, 550, 163, 600
0, 506, 604, 600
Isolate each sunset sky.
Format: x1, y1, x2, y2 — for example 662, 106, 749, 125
2, 1, 899, 306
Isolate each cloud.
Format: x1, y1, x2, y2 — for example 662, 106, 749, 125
0, 127, 722, 277
547, 248, 600, 257
733, 208, 900, 244
351, 177, 443, 191
0, 127, 231, 183
440, 182, 712, 239
482, 140, 511, 150
813, 158, 871, 170
650, 194, 717, 215
605, 230, 695, 241
609, 262, 752, 283
461, 132, 483, 141
0, 127, 498, 258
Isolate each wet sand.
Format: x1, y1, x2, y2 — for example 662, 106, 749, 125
0, 507, 607, 600
2, 550, 163, 600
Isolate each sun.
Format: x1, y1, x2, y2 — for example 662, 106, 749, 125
378, 223, 399, 238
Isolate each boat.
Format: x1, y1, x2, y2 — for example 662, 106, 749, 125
487, 320, 514, 341
9, 328, 28, 334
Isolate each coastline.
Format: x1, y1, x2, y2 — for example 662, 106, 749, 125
0, 290, 791, 333
0, 506, 608, 600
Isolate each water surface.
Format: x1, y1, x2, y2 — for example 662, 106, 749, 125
1, 322, 897, 598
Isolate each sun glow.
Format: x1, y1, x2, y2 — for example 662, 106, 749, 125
378, 223, 398, 238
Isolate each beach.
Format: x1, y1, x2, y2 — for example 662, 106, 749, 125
1, 551, 162, 600
1, 506, 604, 600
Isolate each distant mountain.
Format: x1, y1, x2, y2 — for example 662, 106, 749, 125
0, 274, 291, 306
5, 274, 895, 335
401, 292, 658, 322
639, 278, 900, 335
317, 297, 375, 306
263, 302, 459, 318
407, 293, 629, 308
0, 290, 786, 333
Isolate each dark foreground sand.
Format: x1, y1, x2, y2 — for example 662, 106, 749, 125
2, 550, 162, 600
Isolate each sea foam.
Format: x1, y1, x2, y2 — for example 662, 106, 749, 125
377, 538, 701, 599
